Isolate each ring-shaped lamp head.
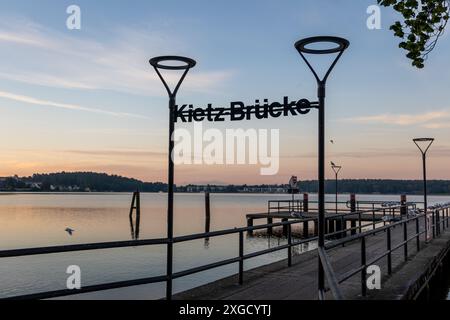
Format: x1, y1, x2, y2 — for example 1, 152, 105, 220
150, 56, 197, 70
295, 36, 350, 85
413, 138, 435, 155
149, 55, 196, 98
295, 36, 350, 55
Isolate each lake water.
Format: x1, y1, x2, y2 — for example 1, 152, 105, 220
0, 192, 449, 300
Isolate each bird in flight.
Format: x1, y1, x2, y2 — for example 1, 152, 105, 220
331, 161, 336, 167
65, 228, 75, 236
330, 140, 334, 144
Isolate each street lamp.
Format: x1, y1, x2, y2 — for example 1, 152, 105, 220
413, 138, 434, 213
295, 36, 349, 299
331, 162, 342, 214
150, 56, 196, 300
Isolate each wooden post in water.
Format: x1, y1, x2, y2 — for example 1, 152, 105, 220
302, 193, 309, 239
400, 195, 407, 218
350, 194, 356, 235
247, 218, 254, 236
205, 191, 211, 222
204, 191, 211, 247
282, 218, 289, 237
129, 190, 141, 240
303, 193, 309, 238
267, 216, 273, 236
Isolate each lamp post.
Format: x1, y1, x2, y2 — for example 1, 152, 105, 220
413, 138, 434, 213
295, 36, 349, 299
150, 56, 196, 300
331, 163, 342, 214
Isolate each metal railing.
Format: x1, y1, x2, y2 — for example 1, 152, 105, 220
319, 205, 450, 299
1, 203, 447, 300
0, 218, 319, 300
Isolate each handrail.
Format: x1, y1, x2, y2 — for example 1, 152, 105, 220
318, 247, 343, 300
319, 205, 450, 299
2, 203, 447, 300
0, 218, 317, 300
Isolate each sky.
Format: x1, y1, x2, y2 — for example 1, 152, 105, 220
0, 0, 449, 185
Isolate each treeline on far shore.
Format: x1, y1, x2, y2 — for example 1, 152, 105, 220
0, 172, 450, 195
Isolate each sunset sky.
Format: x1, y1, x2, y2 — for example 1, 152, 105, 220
0, 0, 450, 185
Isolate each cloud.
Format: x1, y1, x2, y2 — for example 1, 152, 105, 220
343, 110, 450, 127
0, 18, 234, 95
0, 90, 148, 118
64, 149, 165, 157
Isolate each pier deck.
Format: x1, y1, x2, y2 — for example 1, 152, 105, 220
174, 219, 450, 300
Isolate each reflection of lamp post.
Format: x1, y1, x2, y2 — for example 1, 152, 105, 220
150, 56, 196, 300
413, 138, 434, 212
331, 163, 342, 214
295, 36, 349, 299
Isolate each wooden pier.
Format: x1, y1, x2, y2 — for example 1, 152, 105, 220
174, 216, 450, 300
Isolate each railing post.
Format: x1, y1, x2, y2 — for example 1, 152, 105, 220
436, 209, 440, 235
361, 237, 367, 297
445, 208, 448, 229
239, 231, 244, 285
403, 221, 408, 261
350, 194, 357, 235
372, 203, 376, 230
432, 210, 436, 238
288, 224, 292, 267
387, 228, 392, 275
416, 217, 420, 252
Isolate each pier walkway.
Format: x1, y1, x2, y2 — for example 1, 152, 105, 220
175, 216, 450, 300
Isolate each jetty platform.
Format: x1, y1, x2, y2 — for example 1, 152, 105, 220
174, 216, 450, 300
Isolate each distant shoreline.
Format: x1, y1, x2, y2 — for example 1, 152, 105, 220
1, 191, 450, 196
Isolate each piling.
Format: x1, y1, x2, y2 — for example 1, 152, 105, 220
303, 193, 309, 238
401, 195, 407, 217
282, 218, 289, 237
205, 192, 211, 246
247, 218, 254, 236
129, 190, 141, 240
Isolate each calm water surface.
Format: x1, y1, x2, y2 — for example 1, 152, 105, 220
0, 192, 449, 299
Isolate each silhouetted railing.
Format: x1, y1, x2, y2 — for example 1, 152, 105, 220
1, 203, 448, 300
319, 205, 450, 299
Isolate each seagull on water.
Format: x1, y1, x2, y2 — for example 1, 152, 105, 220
65, 228, 75, 236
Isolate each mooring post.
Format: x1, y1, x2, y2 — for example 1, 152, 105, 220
135, 191, 141, 239
400, 195, 407, 218
267, 217, 273, 236
205, 191, 211, 246
129, 190, 141, 240
129, 191, 137, 218
205, 191, 211, 221
303, 193, 309, 238
350, 194, 357, 235
282, 218, 289, 237
247, 218, 254, 236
